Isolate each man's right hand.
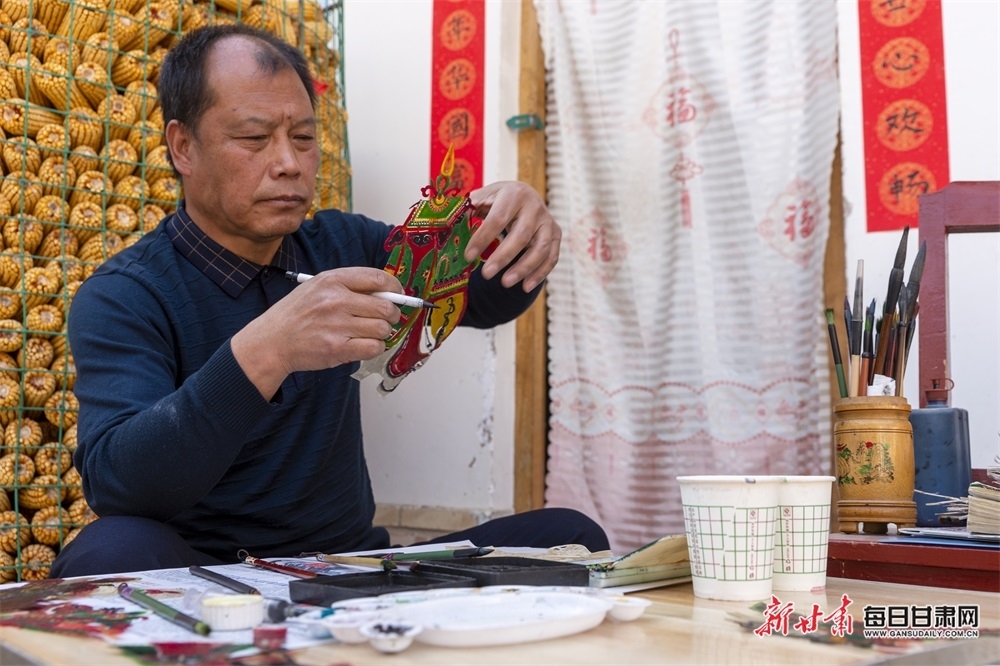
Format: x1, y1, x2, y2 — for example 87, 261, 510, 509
231, 267, 403, 400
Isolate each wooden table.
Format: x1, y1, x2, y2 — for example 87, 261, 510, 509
2, 578, 998, 665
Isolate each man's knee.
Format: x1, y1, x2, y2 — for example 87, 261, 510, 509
544, 508, 610, 551
50, 516, 222, 578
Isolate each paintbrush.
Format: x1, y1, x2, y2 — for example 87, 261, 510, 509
874, 226, 909, 376
861, 298, 876, 391
238, 551, 317, 579
843, 295, 853, 392
317, 554, 397, 570
898, 241, 927, 379
904, 301, 920, 368
903, 241, 926, 324
825, 308, 848, 399
895, 285, 910, 397
884, 319, 897, 381
848, 260, 864, 397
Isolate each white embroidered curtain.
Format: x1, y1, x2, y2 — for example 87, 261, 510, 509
537, 0, 840, 554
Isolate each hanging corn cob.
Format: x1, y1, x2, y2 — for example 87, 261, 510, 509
0, 0, 349, 585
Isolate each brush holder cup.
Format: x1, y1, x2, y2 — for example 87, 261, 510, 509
834, 396, 917, 534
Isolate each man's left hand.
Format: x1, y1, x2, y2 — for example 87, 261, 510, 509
465, 181, 561, 292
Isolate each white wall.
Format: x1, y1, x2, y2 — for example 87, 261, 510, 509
837, 0, 1000, 468
344, 0, 998, 516
344, 0, 522, 514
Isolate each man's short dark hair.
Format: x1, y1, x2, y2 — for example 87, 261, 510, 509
158, 24, 317, 136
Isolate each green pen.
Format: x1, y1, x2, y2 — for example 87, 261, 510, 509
382, 546, 494, 562
118, 583, 211, 636
318, 546, 494, 568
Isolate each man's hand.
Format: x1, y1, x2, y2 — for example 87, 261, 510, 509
231, 267, 403, 400
464, 181, 561, 292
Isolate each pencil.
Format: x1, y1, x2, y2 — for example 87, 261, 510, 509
284, 271, 438, 309
118, 583, 211, 636
189, 565, 261, 595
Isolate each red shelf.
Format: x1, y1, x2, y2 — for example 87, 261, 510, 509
827, 533, 1000, 592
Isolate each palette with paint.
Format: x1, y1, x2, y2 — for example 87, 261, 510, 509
295, 586, 650, 651
287, 570, 476, 606
412, 556, 590, 587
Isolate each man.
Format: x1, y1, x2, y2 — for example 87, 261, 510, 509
51, 25, 607, 577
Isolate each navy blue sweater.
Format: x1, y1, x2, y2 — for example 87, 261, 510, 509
69, 209, 538, 561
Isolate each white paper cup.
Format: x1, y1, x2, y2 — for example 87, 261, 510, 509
677, 475, 780, 601
770, 475, 835, 591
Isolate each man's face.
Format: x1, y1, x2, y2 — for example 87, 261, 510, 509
170, 37, 319, 260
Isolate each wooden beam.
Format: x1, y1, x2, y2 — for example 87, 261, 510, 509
513, 0, 548, 512
825, 136, 847, 477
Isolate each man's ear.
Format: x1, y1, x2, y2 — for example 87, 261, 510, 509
164, 119, 194, 177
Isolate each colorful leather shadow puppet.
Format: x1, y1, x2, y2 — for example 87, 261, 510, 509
352, 147, 495, 394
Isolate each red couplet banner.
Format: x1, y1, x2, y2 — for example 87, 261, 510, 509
430, 0, 485, 196
858, 0, 949, 232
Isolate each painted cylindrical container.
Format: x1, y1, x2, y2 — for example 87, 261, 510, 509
834, 396, 917, 533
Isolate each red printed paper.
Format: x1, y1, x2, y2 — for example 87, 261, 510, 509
430, 0, 485, 196
858, 0, 949, 232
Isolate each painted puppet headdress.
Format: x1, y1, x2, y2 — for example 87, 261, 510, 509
352, 147, 495, 393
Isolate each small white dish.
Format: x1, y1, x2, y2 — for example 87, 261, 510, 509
324, 612, 384, 644
360, 621, 422, 653
286, 609, 332, 638
605, 595, 651, 622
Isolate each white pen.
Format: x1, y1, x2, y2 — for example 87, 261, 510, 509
284, 271, 438, 309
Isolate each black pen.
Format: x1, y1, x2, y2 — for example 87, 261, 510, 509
189, 565, 261, 595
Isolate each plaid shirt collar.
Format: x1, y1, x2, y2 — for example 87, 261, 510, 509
167, 202, 302, 297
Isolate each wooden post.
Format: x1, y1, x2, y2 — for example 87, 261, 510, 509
513, 0, 548, 512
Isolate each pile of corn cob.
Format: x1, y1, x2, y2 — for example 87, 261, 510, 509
0, 0, 349, 583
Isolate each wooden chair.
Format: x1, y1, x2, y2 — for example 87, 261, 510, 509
917, 181, 1000, 408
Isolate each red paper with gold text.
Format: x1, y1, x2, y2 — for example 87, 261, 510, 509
431, 0, 485, 196
859, 0, 949, 232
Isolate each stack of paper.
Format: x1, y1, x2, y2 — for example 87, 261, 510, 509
967, 482, 1000, 535
586, 534, 690, 588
